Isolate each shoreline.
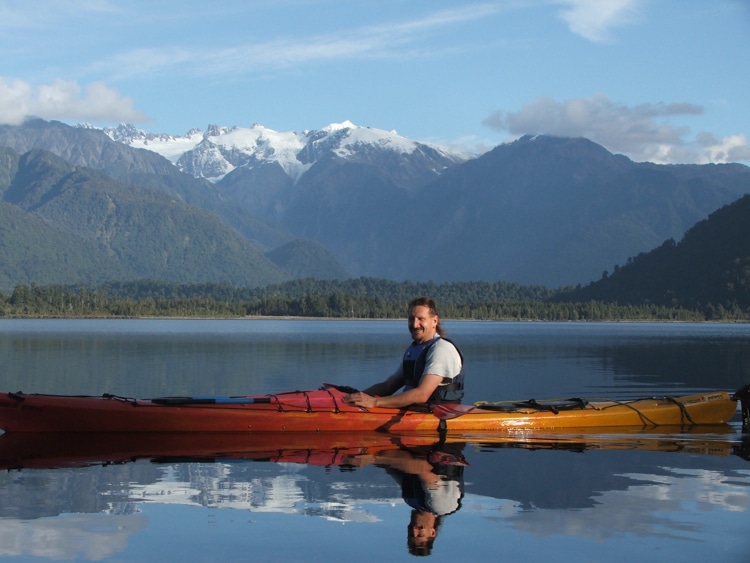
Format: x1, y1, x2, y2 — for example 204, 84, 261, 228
0, 315, 746, 324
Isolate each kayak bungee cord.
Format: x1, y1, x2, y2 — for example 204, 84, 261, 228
102, 394, 139, 406
664, 396, 697, 425
597, 399, 660, 427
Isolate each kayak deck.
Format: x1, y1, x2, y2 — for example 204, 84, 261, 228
433, 391, 739, 431
0, 385, 743, 434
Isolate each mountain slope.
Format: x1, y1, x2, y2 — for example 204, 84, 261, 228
266, 239, 351, 280
404, 136, 750, 286
560, 194, 750, 309
0, 148, 290, 288
109, 120, 467, 280
175, 128, 749, 286
0, 119, 294, 252
0, 199, 130, 289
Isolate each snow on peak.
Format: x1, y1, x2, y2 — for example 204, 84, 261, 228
103, 121, 463, 183
321, 120, 357, 132
104, 124, 204, 163
307, 121, 416, 157
200, 124, 309, 179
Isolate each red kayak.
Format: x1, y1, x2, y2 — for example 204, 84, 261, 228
0, 384, 746, 434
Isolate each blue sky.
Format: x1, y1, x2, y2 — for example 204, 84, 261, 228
1, 0, 748, 164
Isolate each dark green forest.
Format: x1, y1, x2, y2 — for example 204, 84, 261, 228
1, 278, 744, 322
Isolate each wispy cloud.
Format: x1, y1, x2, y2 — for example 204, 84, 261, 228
483, 93, 750, 164
0, 0, 119, 31
555, 0, 644, 42
86, 4, 505, 80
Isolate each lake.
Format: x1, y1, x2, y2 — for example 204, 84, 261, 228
0, 319, 749, 561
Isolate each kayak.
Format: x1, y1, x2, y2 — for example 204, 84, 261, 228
0, 384, 746, 434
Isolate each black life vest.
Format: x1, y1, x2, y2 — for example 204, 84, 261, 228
403, 336, 464, 404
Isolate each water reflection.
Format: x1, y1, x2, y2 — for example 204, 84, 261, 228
2, 429, 749, 560
0, 431, 470, 558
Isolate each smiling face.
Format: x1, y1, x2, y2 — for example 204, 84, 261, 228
407, 510, 439, 556
408, 304, 439, 344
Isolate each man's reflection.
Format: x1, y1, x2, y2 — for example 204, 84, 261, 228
347, 441, 466, 556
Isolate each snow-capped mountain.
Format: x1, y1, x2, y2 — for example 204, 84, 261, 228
4, 118, 750, 288
104, 121, 466, 183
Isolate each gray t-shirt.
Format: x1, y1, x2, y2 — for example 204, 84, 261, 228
422, 338, 462, 385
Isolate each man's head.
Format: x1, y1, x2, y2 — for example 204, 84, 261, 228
407, 509, 442, 556
407, 297, 445, 343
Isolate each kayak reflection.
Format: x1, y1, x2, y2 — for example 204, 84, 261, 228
2, 425, 748, 471
3, 424, 746, 470
1, 427, 747, 471
0, 431, 451, 470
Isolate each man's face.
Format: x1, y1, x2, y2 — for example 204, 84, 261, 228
407, 510, 438, 554
408, 305, 438, 344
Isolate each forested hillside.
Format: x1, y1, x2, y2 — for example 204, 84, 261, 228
560, 194, 750, 314
0, 147, 318, 288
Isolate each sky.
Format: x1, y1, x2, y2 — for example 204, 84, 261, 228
0, 0, 749, 164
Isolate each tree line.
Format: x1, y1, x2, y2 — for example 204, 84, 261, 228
0, 278, 746, 321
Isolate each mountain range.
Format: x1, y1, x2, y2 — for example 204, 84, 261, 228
0, 118, 749, 291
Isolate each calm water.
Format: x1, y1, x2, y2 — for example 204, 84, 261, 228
1, 319, 749, 561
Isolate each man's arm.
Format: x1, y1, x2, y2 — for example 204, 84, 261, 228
363, 371, 404, 397
347, 373, 442, 408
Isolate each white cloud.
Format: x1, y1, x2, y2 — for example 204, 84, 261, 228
482, 93, 750, 164
0, 78, 149, 125
556, 0, 644, 42
693, 132, 750, 164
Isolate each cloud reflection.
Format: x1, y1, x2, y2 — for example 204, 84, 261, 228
501, 466, 750, 541
0, 513, 147, 560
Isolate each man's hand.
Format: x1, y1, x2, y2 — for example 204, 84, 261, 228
343, 392, 378, 408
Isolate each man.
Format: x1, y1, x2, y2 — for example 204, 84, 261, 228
345, 297, 463, 408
